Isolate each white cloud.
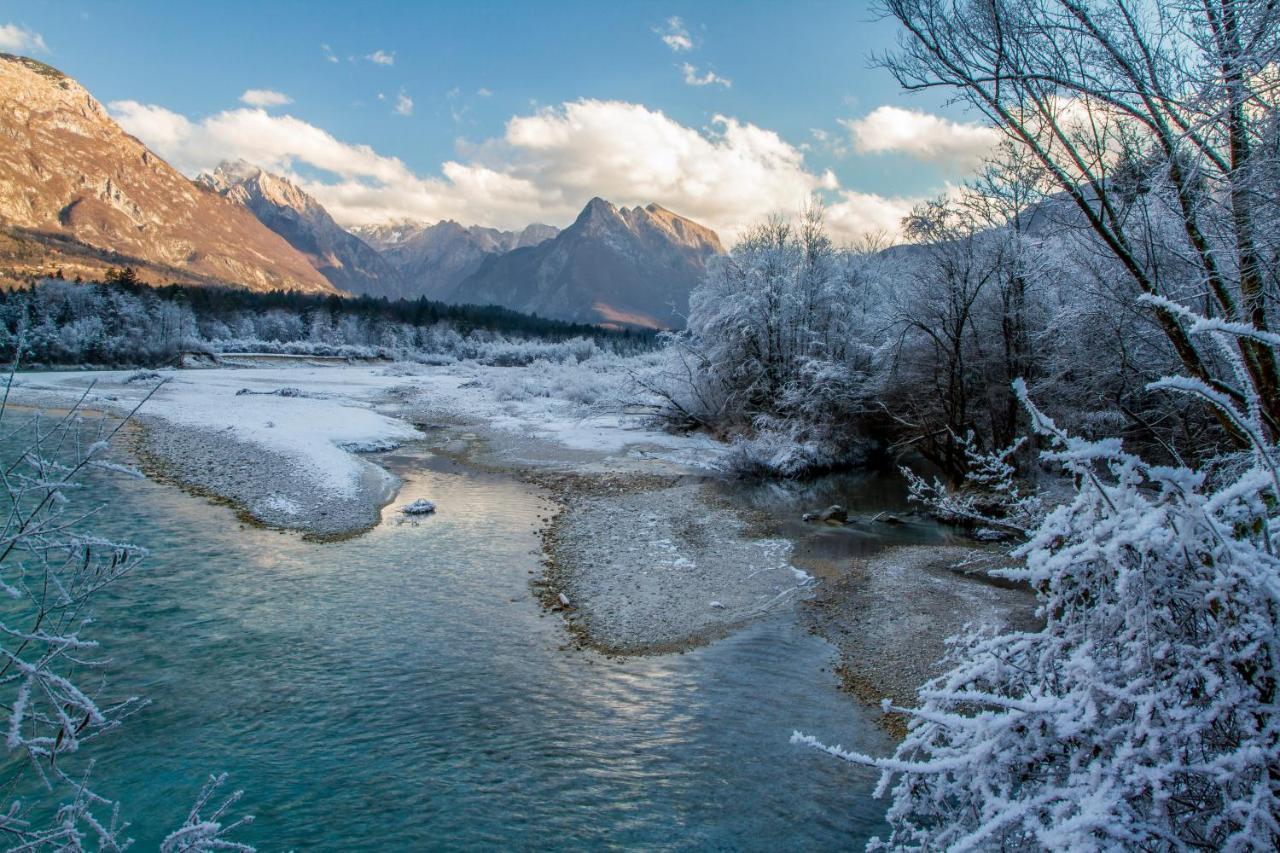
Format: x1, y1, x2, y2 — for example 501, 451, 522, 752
365, 49, 395, 66
477, 88, 493, 98
656, 16, 693, 52
0, 23, 47, 53
240, 89, 292, 108
681, 63, 731, 89
841, 106, 1001, 170
826, 190, 919, 242
109, 97, 916, 245
320, 43, 339, 64
110, 100, 195, 151
394, 91, 413, 116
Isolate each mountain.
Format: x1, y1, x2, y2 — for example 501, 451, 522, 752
0, 54, 335, 293
352, 220, 560, 299
197, 161, 403, 298
449, 198, 723, 328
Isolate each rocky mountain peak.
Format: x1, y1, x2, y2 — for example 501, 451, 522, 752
0, 55, 335, 292
452, 197, 724, 329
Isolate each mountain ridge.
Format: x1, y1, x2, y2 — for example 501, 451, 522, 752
197, 161, 404, 298
351, 219, 562, 299
0, 54, 336, 293
451, 196, 724, 328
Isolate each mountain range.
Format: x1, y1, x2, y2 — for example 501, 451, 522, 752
196, 161, 402, 298
0, 53, 725, 328
351, 219, 561, 300
452, 198, 723, 328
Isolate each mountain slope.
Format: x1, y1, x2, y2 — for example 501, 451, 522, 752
198, 161, 403, 298
0, 54, 335, 293
450, 198, 723, 328
352, 220, 560, 299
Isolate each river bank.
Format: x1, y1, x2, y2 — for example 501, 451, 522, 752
9, 361, 1041, 737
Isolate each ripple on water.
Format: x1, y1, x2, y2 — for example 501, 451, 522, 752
34, 443, 895, 850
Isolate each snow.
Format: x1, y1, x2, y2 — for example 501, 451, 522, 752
9, 358, 721, 505
390, 359, 725, 464
11, 366, 421, 499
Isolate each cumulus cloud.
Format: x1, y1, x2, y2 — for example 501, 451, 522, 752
841, 106, 1001, 170
681, 63, 731, 89
656, 16, 693, 52
365, 49, 395, 66
394, 91, 413, 116
109, 97, 916, 245
110, 100, 195, 152
0, 23, 47, 53
240, 89, 292, 108
320, 43, 338, 64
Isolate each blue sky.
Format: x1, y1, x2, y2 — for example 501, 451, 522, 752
3, 1, 999, 242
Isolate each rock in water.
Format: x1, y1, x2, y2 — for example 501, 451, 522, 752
818, 505, 847, 523
401, 499, 437, 515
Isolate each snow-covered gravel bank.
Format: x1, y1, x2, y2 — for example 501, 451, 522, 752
542, 481, 814, 654
9, 366, 422, 536
7, 360, 721, 536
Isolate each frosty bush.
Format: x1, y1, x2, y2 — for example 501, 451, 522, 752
0, 377, 253, 850
485, 355, 632, 407
902, 434, 1046, 535
795, 313, 1280, 849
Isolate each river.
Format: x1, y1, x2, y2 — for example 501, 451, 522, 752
15, 435, 939, 850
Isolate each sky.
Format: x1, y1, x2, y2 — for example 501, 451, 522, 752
1, 1, 1002, 243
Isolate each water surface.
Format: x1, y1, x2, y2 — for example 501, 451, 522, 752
38, 442, 913, 849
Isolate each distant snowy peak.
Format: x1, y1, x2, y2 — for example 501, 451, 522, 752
350, 218, 562, 300
198, 161, 404, 298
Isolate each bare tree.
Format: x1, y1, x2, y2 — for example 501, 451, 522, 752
880, 0, 1280, 443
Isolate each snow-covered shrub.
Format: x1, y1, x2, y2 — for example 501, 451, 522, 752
717, 427, 856, 478
902, 434, 1046, 535
796, 313, 1280, 849
124, 369, 163, 384
484, 356, 630, 407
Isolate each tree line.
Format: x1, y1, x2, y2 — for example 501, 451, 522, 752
0, 272, 656, 367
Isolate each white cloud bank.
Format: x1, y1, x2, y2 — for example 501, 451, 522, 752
0, 23, 47, 53
240, 89, 292, 107
110, 97, 918, 245
842, 105, 1001, 170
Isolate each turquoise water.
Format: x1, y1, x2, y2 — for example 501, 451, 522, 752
34, 442, 901, 850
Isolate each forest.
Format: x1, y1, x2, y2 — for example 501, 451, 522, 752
0, 273, 653, 367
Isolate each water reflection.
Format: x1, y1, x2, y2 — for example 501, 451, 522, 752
715, 468, 964, 578
35, 439, 896, 850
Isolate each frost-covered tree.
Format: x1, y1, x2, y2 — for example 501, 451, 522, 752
796, 310, 1280, 849
649, 205, 885, 474
880, 0, 1280, 447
